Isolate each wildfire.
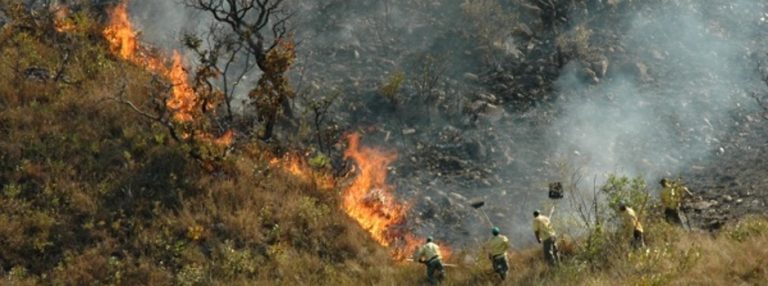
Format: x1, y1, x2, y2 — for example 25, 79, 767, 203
103, 2, 196, 122
54, 7, 75, 33
103, 2, 138, 61
343, 133, 427, 259
166, 52, 197, 122
214, 130, 235, 146
269, 154, 336, 190
102, 1, 229, 144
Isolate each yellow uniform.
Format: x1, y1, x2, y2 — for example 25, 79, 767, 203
533, 215, 556, 241
414, 242, 441, 261
484, 235, 509, 257
661, 184, 692, 209
660, 185, 680, 209
622, 207, 643, 234
485, 234, 510, 279
621, 207, 646, 249
414, 241, 444, 284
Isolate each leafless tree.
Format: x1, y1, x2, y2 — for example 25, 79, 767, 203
185, 0, 291, 71
184, 0, 295, 140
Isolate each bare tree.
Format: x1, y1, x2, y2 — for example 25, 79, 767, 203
185, 0, 295, 140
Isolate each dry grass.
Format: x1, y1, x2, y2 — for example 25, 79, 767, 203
1, 3, 767, 285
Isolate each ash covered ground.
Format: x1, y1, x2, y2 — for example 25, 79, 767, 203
125, 0, 768, 250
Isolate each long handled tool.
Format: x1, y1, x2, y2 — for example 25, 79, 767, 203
469, 199, 494, 228
406, 259, 458, 268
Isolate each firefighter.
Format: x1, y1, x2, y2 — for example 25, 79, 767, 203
619, 203, 645, 249
660, 178, 693, 226
533, 210, 559, 266
484, 227, 510, 280
413, 236, 445, 285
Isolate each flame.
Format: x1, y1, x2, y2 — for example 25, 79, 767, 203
103, 2, 196, 122
342, 133, 441, 260
214, 130, 235, 146
103, 2, 137, 60
102, 1, 232, 146
269, 154, 336, 189
166, 52, 197, 122
54, 7, 75, 33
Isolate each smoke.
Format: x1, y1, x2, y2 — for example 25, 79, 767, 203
119, 0, 768, 250
126, 1, 203, 51
549, 0, 767, 182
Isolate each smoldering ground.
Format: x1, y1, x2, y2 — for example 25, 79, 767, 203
121, 0, 768, 252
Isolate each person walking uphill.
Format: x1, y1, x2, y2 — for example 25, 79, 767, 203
413, 236, 445, 285
533, 210, 559, 266
484, 227, 510, 280
619, 204, 645, 249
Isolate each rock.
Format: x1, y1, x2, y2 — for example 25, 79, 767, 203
691, 200, 717, 210
464, 140, 487, 160
582, 67, 599, 84
448, 192, 467, 202
723, 195, 733, 202
438, 156, 464, 171
635, 62, 652, 82
478, 103, 505, 123
381, 59, 396, 66
402, 128, 416, 135
592, 57, 609, 78
515, 23, 534, 37
463, 73, 479, 81
477, 92, 497, 102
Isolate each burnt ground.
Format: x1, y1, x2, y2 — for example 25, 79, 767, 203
683, 110, 768, 230
281, 0, 768, 245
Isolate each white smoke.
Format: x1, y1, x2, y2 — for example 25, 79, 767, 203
549, 0, 766, 182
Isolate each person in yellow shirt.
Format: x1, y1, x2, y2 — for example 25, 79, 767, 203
484, 227, 509, 280
413, 236, 444, 285
659, 178, 693, 226
533, 210, 559, 266
619, 204, 645, 249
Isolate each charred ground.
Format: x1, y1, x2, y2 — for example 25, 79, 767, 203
1, 0, 768, 285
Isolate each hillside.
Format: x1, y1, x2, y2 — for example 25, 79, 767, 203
1, 1, 768, 285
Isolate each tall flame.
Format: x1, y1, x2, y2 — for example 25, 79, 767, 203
166, 52, 196, 122
102, 1, 230, 145
103, 2, 137, 60
342, 133, 432, 260
103, 2, 196, 122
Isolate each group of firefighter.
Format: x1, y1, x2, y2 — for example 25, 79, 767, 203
412, 178, 693, 284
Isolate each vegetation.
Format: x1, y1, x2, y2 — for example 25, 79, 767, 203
0, 2, 766, 285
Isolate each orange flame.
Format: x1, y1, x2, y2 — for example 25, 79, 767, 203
103, 2, 196, 122
214, 130, 235, 146
343, 133, 439, 260
54, 7, 75, 33
166, 52, 197, 122
103, 1, 231, 146
269, 154, 336, 189
103, 2, 138, 60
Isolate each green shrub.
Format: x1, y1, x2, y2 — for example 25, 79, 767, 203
725, 216, 768, 242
